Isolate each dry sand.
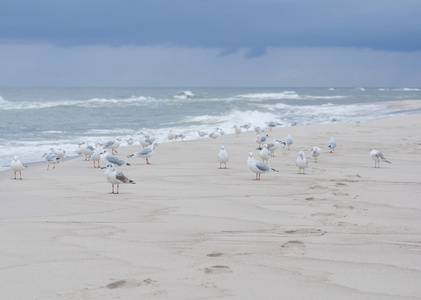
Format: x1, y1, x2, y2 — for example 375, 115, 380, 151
1, 100, 421, 299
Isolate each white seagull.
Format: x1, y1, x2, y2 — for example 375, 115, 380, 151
198, 130, 208, 138
283, 134, 293, 150
259, 144, 270, 164
247, 152, 279, 180
168, 130, 176, 142
77, 142, 95, 160
328, 137, 336, 153
370, 150, 391, 168
256, 134, 269, 147
138, 132, 153, 148
103, 163, 135, 194
104, 138, 122, 154
90, 143, 104, 168
56, 148, 66, 162
127, 142, 158, 164
100, 150, 131, 167
310, 147, 321, 161
10, 156, 27, 180
209, 129, 220, 140
241, 123, 251, 131
296, 151, 309, 174
233, 125, 242, 137
217, 145, 229, 169
267, 121, 281, 131
267, 139, 280, 157
42, 148, 59, 170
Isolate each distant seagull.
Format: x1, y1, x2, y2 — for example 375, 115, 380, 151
10, 156, 27, 180
198, 130, 208, 138
267, 139, 280, 157
103, 163, 135, 194
241, 123, 251, 131
310, 147, 321, 161
267, 121, 281, 131
290, 121, 297, 126
209, 129, 220, 140
328, 137, 336, 153
370, 150, 391, 168
233, 125, 242, 137
259, 144, 270, 164
77, 142, 95, 160
247, 152, 278, 180
127, 137, 134, 145
283, 134, 293, 150
330, 118, 339, 123
256, 134, 269, 147
90, 143, 103, 168
296, 151, 309, 174
103, 138, 122, 154
127, 142, 158, 164
138, 132, 153, 148
175, 134, 186, 141
254, 126, 264, 134
42, 148, 59, 170
356, 120, 361, 126
168, 130, 176, 142
100, 150, 131, 167
217, 145, 229, 169
56, 148, 66, 162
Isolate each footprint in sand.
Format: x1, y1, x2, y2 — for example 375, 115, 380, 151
106, 278, 154, 289
207, 252, 224, 257
281, 240, 306, 256
204, 265, 233, 274
283, 228, 326, 236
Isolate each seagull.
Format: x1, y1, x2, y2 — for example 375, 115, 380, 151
138, 132, 153, 148
310, 147, 321, 161
168, 130, 176, 142
217, 145, 229, 169
267, 139, 280, 157
233, 125, 242, 137
247, 152, 278, 180
90, 143, 103, 168
176, 134, 186, 141
259, 144, 270, 164
198, 130, 208, 138
219, 128, 225, 135
240, 123, 251, 131
209, 129, 220, 140
254, 126, 264, 134
328, 137, 336, 153
10, 156, 27, 180
296, 151, 309, 174
267, 121, 281, 131
102, 163, 135, 194
256, 134, 269, 147
356, 120, 361, 126
56, 148, 66, 162
42, 148, 59, 170
370, 150, 391, 168
77, 142, 95, 160
127, 137, 134, 145
127, 142, 158, 164
100, 150, 131, 167
103, 138, 122, 155
283, 134, 293, 150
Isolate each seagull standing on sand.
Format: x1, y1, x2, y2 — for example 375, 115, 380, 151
241, 123, 251, 131
100, 150, 131, 167
328, 137, 336, 153
10, 156, 27, 180
267, 139, 280, 157
370, 150, 391, 168
127, 142, 158, 164
233, 125, 242, 137
310, 147, 321, 161
259, 144, 270, 164
56, 148, 66, 162
283, 134, 293, 150
127, 137, 134, 145
209, 129, 220, 140
104, 138, 122, 155
90, 143, 103, 168
217, 145, 229, 169
198, 130, 208, 138
42, 148, 59, 170
77, 142, 95, 160
254, 126, 264, 134
138, 132, 153, 148
247, 152, 279, 180
103, 163, 135, 194
256, 134, 269, 147
296, 151, 309, 174
267, 121, 281, 131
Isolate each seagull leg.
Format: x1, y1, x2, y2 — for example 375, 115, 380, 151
19, 171, 22, 180
13, 171, 17, 179
116, 184, 119, 194
146, 158, 150, 165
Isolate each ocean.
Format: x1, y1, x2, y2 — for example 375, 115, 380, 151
1, 87, 420, 171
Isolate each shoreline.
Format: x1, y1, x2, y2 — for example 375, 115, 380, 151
1, 106, 421, 298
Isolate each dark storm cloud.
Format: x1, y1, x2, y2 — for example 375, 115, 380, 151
1, 0, 420, 54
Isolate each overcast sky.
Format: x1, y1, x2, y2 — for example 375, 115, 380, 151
1, 0, 420, 87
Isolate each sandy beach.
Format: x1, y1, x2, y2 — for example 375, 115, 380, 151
1, 100, 421, 299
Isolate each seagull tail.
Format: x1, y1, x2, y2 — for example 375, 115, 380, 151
257, 147, 262, 150
271, 168, 279, 172
126, 163, 131, 166
127, 154, 134, 158
385, 159, 392, 164
129, 180, 135, 184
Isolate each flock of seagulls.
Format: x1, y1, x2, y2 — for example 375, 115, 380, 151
9, 122, 392, 189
